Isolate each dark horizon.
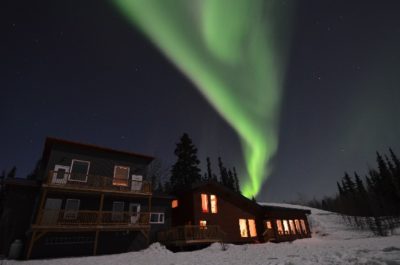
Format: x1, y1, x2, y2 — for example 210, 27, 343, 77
2, 0, 400, 202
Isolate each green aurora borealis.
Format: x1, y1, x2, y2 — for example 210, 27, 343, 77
113, 0, 292, 198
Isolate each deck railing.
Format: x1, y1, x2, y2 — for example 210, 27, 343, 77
46, 170, 152, 194
36, 209, 150, 227
157, 225, 225, 243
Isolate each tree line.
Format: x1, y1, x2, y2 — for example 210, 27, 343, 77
308, 149, 400, 236
149, 133, 241, 194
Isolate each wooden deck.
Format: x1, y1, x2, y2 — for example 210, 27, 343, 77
45, 170, 152, 195
157, 225, 226, 246
34, 209, 150, 229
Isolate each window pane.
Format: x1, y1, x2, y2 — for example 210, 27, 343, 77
283, 220, 290, 235
295, 219, 301, 234
276, 220, 283, 235
289, 220, 296, 234
113, 202, 124, 211
239, 219, 248, 237
56, 169, 66, 179
113, 166, 129, 186
71, 161, 89, 174
150, 213, 158, 223
300, 219, 307, 234
65, 199, 80, 211
172, 200, 178, 208
248, 219, 257, 237
112, 202, 124, 221
70, 160, 89, 181
210, 195, 218, 213
64, 199, 80, 220
266, 221, 272, 229
199, 220, 207, 227
201, 194, 209, 213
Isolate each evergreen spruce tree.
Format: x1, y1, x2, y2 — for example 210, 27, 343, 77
206, 157, 213, 182
233, 167, 240, 192
27, 159, 41, 180
6, 166, 16, 179
218, 157, 229, 186
337, 182, 344, 196
170, 133, 201, 191
227, 169, 235, 190
389, 148, 400, 170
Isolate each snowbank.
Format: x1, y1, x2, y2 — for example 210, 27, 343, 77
4, 203, 400, 265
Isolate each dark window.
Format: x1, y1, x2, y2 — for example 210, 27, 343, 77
112, 201, 125, 221
64, 199, 80, 219
150, 213, 165, 224
70, 160, 90, 182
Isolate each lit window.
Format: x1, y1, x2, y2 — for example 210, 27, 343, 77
172, 200, 178, 208
113, 166, 130, 186
266, 221, 272, 229
289, 220, 296, 234
300, 219, 307, 234
248, 219, 257, 237
210, 195, 218, 213
201, 194, 209, 213
199, 220, 207, 228
64, 199, 80, 219
239, 219, 248, 237
69, 160, 90, 182
150, 213, 165, 224
295, 219, 301, 234
283, 220, 290, 235
276, 220, 283, 235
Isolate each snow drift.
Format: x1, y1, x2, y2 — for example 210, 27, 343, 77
4, 203, 400, 265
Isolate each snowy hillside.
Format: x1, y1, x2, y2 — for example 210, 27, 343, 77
5, 204, 400, 265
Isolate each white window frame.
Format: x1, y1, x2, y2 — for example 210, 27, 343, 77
52, 165, 70, 184
129, 203, 141, 216
113, 165, 130, 186
149, 212, 165, 224
69, 159, 90, 182
64, 199, 80, 220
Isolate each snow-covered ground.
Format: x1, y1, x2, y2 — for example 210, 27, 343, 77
5, 204, 400, 265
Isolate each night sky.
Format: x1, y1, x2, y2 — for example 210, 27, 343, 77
2, 0, 400, 202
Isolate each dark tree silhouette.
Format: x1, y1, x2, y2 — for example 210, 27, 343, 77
170, 133, 201, 191
6, 167, 16, 179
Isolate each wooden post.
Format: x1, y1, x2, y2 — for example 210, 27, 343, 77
97, 193, 104, 224
35, 189, 48, 224
93, 230, 99, 255
26, 231, 36, 259
147, 195, 152, 245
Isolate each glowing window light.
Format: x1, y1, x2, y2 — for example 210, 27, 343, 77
210, 195, 218, 213
248, 219, 257, 237
283, 220, 290, 235
289, 220, 296, 234
239, 219, 248, 237
201, 194, 209, 213
276, 220, 283, 235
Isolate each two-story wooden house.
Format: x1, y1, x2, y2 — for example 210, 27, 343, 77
26, 137, 172, 259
